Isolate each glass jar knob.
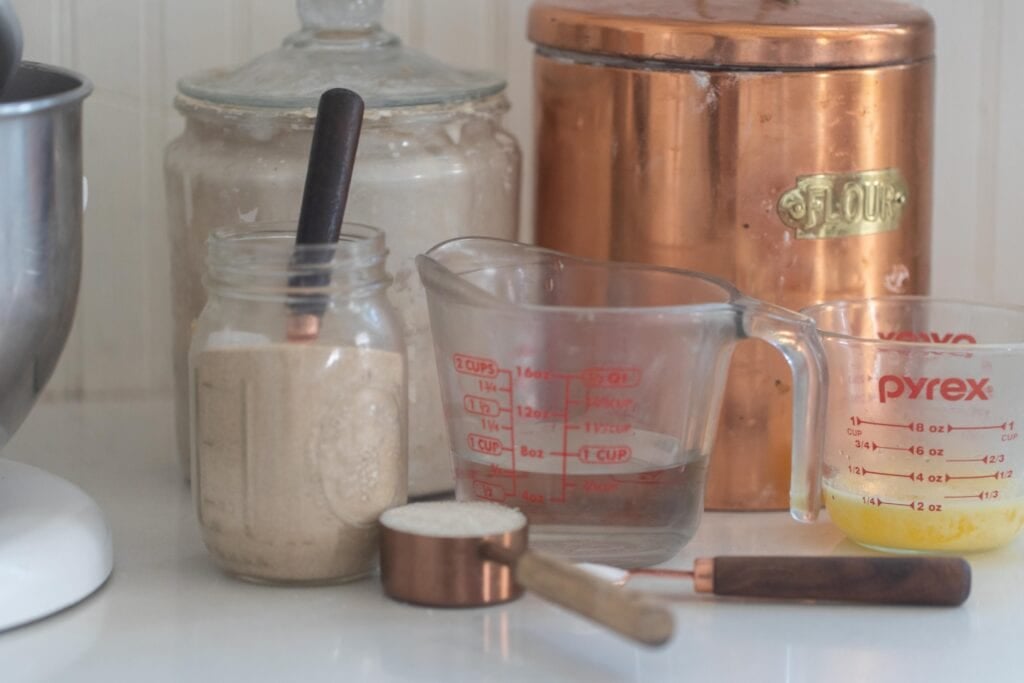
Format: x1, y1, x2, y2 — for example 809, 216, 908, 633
298, 0, 384, 32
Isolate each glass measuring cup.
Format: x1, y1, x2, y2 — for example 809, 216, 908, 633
803, 296, 1024, 553
417, 238, 826, 566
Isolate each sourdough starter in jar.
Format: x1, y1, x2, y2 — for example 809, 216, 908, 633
194, 344, 404, 583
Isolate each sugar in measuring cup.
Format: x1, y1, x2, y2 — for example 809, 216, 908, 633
417, 238, 827, 567
804, 297, 1024, 553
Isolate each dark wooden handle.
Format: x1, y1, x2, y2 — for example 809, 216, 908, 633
710, 556, 971, 606
290, 88, 365, 317
296, 88, 364, 248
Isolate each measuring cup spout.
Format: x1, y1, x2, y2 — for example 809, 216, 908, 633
735, 298, 828, 522
417, 237, 575, 308
416, 243, 506, 309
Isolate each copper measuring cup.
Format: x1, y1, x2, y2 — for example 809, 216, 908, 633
379, 501, 674, 647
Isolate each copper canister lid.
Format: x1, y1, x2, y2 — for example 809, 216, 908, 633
529, 0, 934, 68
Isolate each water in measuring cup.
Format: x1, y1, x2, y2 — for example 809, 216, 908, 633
453, 422, 708, 567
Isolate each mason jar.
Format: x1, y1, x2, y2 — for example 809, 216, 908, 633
190, 224, 407, 584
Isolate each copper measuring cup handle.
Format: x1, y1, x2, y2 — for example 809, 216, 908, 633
480, 542, 675, 646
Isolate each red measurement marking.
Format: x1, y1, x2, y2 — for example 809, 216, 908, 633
518, 444, 544, 459
520, 489, 545, 504
585, 394, 636, 412
486, 463, 516, 478
947, 455, 1006, 464
578, 445, 632, 465
515, 405, 566, 421
856, 417, 914, 430
583, 422, 632, 434
860, 468, 915, 479
947, 471, 1011, 481
472, 479, 506, 501
467, 434, 505, 456
501, 369, 517, 497
476, 379, 501, 393
582, 480, 619, 494
855, 469, 973, 484
463, 395, 501, 417
476, 417, 505, 433
557, 377, 571, 503
861, 496, 915, 508
453, 353, 499, 378
875, 444, 915, 454
611, 471, 667, 485
944, 493, 985, 500
580, 367, 642, 389
497, 369, 514, 395
947, 422, 1007, 432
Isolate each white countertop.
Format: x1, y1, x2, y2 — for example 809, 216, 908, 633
2, 398, 1022, 682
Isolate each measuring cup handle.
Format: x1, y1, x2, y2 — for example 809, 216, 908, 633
736, 298, 828, 522
480, 542, 674, 647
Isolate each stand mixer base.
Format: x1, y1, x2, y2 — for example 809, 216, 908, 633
0, 458, 112, 631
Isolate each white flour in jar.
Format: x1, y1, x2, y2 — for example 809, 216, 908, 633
193, 342, 405, 583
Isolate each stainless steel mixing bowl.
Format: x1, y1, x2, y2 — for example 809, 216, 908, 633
0, 62, 90, 447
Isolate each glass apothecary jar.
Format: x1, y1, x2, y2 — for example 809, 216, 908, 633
190, 225, 407, 584
166, 0, 521, 497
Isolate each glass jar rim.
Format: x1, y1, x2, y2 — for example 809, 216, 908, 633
209, 222, 385, 261
204, 222, 390, 298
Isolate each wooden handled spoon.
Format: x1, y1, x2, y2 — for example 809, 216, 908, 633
582, 555, 971, 607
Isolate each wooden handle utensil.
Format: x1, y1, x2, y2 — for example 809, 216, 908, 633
628, 555, 971, 607
481, 542, 674, 646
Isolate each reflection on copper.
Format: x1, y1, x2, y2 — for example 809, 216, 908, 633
482, 611, 511, 661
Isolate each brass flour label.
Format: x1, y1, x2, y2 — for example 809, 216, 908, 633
777, 168, 909, 239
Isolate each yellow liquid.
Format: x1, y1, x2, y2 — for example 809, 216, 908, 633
824, 484, 1024, 552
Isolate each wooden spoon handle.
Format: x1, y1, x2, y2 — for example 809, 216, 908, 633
481, 543, 674, 646
296, 88, 364, 248
289, 88, 365, 322
707, 556, 971, 606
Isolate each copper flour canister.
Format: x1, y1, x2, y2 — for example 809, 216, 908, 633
529, 0, 934, 510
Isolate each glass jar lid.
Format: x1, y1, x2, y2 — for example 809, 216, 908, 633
178, 0, 506, 111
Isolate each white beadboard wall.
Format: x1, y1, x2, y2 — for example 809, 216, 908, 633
10, 0, 1024, 401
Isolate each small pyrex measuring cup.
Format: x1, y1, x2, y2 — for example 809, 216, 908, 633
803, 297, 1024, 553
417, 238, 826, 566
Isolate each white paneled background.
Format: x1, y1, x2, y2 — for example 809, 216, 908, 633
10, 0, 1024, 401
